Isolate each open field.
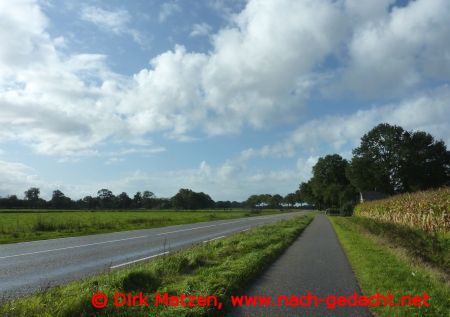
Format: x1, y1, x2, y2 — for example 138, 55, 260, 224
330, 217, 450, 317
0, 209, 290, 244
0, 213, 315, 316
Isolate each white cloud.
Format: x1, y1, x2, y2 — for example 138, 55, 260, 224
190, 23, 213, 37
0, 0, 449, 159
159, 1, 181, 22
80, 6, 144, 44
0, 160, 41, 198
335, 0, 450, 98
257, 86, 450, 158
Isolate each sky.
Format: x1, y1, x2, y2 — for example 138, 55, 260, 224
0, 0, 449, 201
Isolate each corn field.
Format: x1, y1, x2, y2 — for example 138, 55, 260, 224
354, 187, 450, 233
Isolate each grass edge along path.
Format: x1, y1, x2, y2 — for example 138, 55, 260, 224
0, 213, 315, 317
329, 217, 450, 317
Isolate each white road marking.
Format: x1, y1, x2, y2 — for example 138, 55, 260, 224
110, 251, 169, 269
241, 228, 250, 232
203, 235, 226, 243
156, 224, 217, 236
0, 235, 148, 260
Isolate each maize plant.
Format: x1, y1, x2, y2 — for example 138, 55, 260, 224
354, 187, 450, 233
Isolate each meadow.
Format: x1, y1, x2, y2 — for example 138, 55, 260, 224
0, 209, 287, 244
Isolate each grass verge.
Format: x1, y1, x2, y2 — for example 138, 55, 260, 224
330, 217, 450, 317
0, 213, 315, 317
348, 217, 449, 273
0, 209, 289, 244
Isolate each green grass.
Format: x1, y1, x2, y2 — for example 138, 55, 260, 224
330, 217, 450, 317
0, 213, 315, 317
0, 209, 290, 244
348, 216, 449, 273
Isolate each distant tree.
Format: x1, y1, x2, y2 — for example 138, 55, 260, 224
142, 191, 155, 209
82, 196, 99, 209
133, 192, 143, 208
215, 200, 232, 210
24, 187, 40, 201
51, 190, 72, 209
283, 193, 297, 207
24, 187, 41, 208
269, 194, 283, 208
97, 189, 115, 208
117, 192, 132, 209
171, 189, 215, 210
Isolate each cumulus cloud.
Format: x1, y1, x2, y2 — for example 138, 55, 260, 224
1, 0, 449, 159
335, 0, 450, 98
0, 161, 41, 197
255, 86, 450, 158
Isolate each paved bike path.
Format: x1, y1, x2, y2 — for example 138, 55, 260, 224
228, 214, 372, 317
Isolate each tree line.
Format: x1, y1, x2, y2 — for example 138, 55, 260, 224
296, 123, 450, 214
0, 187, 303, 210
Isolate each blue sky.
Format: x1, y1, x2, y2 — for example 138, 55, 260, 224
0, 0, 449, 201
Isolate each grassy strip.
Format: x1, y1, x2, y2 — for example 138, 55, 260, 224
0, 209, 288, 244
0, 213, 315, 316
330, 217, 450, 317
349, 216, 449, 273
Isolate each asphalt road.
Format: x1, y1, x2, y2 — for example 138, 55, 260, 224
0, 211, 307, 300
228, 214, 372, 317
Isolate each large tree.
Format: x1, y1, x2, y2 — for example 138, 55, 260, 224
171, 189, 215, 210
347, 123, 450, 194
309, 154, 357, 208
347, 123, 406, 194
400, 131, 450, 191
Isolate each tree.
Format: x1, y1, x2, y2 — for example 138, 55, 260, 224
51, 190, 72, 208
298, 181, 317, 206
400, 131, 450, 191
133, 192, 143, 208
142, 191, 155, 209
171, 189, 215, 210
24, 187, 40, 201
117, 192, 132, 209
347, 123, 406, 194
283, 193, 297, 207
24, 187, 41, 208
347, 123, 450, 194
269, 194, 283, 208
310, 154, 356, 208
82, 195, 99, 209
97, 189, 114, 208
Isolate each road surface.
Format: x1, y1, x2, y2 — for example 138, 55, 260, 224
228, 214, 372, 317
0, 211, 306, 300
